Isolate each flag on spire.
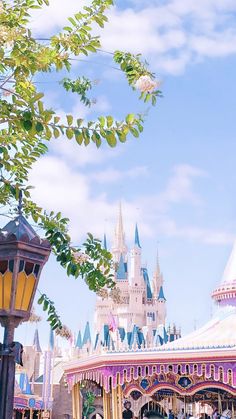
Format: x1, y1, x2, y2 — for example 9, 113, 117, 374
108, 312, 117, 332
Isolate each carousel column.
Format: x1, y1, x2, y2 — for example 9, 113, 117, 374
112, 386, 119, 419
117, 385, 123, 418
103, 390, 111, 419
72, 383, 82, 419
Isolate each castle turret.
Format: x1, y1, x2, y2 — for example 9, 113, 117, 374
130, 224, 143, 286
129, 224, 145, 326
76, 331, 82, 350
212, 240, 236, 306
82, 321, 92, 352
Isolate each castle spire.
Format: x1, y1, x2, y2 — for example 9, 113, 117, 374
112, 203, 128, 262
33, 328, 42, 353
135, 223, 141, 248
82, 321, 91, 346
152, 246, 163, 296
103, 233, 107, 251
156, 247, 161, 277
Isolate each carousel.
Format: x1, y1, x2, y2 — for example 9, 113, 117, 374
64, 241, 236, 419
13, 370, 44, 418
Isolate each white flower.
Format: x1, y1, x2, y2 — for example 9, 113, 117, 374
135, 75, 160, 93
73, 250, 89, 264
2, 90, 11, 97
0, 27, 8, 41
0, 1, 3, 13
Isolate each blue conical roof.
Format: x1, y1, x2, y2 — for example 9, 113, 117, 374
82, 321, 91, 346
158, 285, 166, 301
142, 268, 152, 299
135, 223, 141, 248
76, 331, 82, 349
116, 254, 126, 280
33, 329, 42, 353
103, 233, 107, 250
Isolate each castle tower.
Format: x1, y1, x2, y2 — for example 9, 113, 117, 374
129, 224, 146, 327
212, 240, 236, 306
157, 285, 167, 325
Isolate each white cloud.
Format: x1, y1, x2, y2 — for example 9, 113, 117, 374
159, 164, 206, 206
29, 0, 236, 75
30, 0, 88, 34
90, 165, 149, 183
157, 217, 235, 245
29, 154, 232, 247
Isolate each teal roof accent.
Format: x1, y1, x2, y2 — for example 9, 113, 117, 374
158, 285, 166, 301
116, 254, 126, 280
142, 268, 152, 299
135, 223, 141, 248
94, 333, 99, 349
82, 321, 91, 346
49, 328, 54, 351
33, 329, 42, 353
35, 374, 44, 383
76, 331, 82, 349
103, 233, 107, 250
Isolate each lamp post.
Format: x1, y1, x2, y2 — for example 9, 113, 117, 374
0, 201, 51, 419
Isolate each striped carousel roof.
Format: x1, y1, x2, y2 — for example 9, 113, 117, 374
162, 305, 236, 351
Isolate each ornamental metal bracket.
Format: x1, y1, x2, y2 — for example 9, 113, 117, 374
0, 342, 23, 366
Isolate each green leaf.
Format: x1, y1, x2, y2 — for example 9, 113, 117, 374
117, 131, 127, 143
54, 116, 60, 124
43, 300, 49, 311
75, 131, 83, 145
68, 17, 77, 26
106, 131, 117, 147
130, 127, 139, 138
66, 115, 73, 126
38, 101, 44, 114
30, 92, 44, 103
63, 26, 73, 32
23, 120, 33, 131
35, 122, 44, 133
66, 128, 74, 139
125, 113, 135, 124
53, 127, 60, 138
106, 115, 113, 128
98, 116, 105, 127
38, 295, 44, 304
77, 118, 84, 127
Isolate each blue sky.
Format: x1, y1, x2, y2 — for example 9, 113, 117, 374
4, 0, 236, 348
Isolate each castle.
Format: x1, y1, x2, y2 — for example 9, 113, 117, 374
94, 205, 180, 347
